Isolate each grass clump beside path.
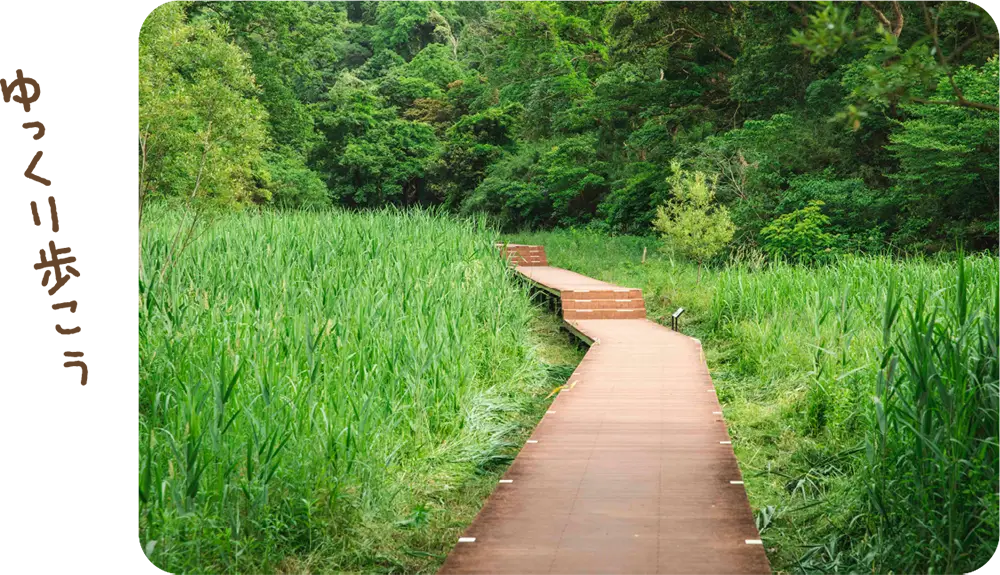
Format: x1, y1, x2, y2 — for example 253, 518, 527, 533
509, 229, 999, 574
139, 208, 576, 573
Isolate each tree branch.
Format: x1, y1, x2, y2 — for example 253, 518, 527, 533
862, 1, 904, 37
682, 27, 736, 62
918, 3, 995, 112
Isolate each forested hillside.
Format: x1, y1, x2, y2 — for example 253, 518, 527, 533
140, 1, 999, 252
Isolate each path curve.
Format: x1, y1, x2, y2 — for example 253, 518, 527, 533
439, 245, 770, 574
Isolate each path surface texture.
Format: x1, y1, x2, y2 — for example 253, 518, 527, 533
439, 245, 770, 575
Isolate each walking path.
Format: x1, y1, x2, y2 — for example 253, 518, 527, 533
438, 245, 770, 574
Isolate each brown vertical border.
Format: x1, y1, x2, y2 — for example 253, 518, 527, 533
0, 0, 151, 448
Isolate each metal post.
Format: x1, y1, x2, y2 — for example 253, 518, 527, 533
671, 307, 685, 331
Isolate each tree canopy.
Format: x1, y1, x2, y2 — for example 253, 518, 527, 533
140, 1, 999, 252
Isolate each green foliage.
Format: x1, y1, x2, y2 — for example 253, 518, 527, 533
653, 163, 735, 272
781, 174, 886, 251
317, 72, 440, 206
140, 208, 557, 573
378, 42, 468, 112
760, 200, 838, 263
372, 1, 436, 56
405, 43, 467, 88
888, 57, 1000, 250
684, 111, 853, 245
465, 135, 607, 228
435, 104, 518, 209
867, 258, 999, 573
793, 2, 997, 124
141, 2, 998, 251
262, 152, 328, 210
788, 1, 861, 63
600, 161, 670, 235
140, 0, 995, 418
139, 2, 269, 205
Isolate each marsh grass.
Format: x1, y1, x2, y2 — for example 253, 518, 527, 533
139, 207, 575, 573
508, 229, 999, 573
860, 258, 998, 573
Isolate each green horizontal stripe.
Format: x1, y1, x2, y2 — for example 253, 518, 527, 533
0, 485, 139, 503
0, 447, 136, 457
0, 502, 139, 514
0, 514, 139, 529
0, 455, 136, 468
0, 478, 138, 495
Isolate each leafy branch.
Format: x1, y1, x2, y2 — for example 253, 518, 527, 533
791, 1, 998, 115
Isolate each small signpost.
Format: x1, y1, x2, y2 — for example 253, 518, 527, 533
671, 307, 685, 331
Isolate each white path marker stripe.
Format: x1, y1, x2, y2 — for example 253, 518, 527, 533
499, 479, 513, 483
746, 539, 763, 545
720, 440, 732, 444
527, 440, 538, 443
458, 537, 476, 543
730, 480, 744, 484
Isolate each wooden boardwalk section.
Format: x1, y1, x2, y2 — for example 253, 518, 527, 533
438, 245, 770, 574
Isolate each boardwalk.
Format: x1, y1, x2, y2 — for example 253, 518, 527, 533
438, 245, 770, 575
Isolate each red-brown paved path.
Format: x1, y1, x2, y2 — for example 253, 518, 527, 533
439, 254, 770, 574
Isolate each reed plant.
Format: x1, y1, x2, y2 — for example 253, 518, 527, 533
140, 207, 552, 573
864, 256, 998, 573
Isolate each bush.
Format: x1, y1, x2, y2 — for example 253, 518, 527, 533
139, 3, 269, 206
263, 152, 329, 210
760, 200, 838, 263
653, 162, 734, 280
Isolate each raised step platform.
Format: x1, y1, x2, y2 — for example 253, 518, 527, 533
496, 243, 548, 266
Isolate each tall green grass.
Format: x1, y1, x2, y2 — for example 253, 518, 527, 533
865, 258, 998, 573
139, 208, 552, 573
508, 229, 999, 573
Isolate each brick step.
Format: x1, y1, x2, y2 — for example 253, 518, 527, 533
561, 288, 643, 300
495, 243, 540, 248
562, 298, 646, 310
563, 308, 647, 320
497, 244, 548, 267
498, 245, 544, 253
506, 255, 548, 266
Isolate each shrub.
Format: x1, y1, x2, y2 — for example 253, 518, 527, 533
653, 162, 735, 281
263, 152, 330, 209
760, 200, 838, 263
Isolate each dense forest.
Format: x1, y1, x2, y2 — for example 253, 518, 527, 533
140, 1, 998, 254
